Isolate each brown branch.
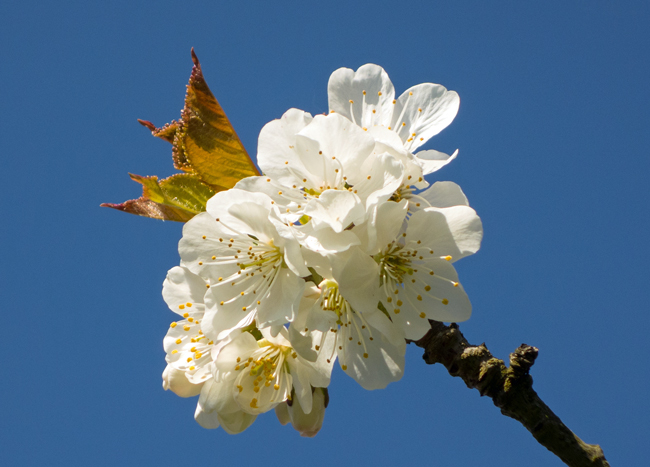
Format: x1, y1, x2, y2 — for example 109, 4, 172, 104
410, 321, 610, 467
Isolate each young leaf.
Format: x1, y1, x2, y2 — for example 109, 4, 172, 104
177, 49, 260, 189
101, 173, 217, 222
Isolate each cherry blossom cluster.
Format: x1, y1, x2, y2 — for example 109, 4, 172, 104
161, 64, 483, 436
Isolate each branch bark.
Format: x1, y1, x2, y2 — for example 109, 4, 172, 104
410, 321, 610, 467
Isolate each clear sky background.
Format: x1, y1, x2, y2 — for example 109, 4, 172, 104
2, 1, 648, 466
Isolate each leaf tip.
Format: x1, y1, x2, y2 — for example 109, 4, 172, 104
100, 202, 124, 210
137, 119, 156, 131
191, 47, 199, 66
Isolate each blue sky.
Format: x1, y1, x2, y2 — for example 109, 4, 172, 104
2, 1, 649, 465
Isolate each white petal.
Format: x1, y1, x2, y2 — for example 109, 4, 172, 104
217, 410, 257, 434
373, 200, 409, 253
414, 148, 458, 175
194, 402, 220, 429
419, 181, 469, 208
256, 269, 305, 328
328, 64, 396, 128
297, 113, 375, 187
392, 83, 460, 152
162, 266, 208, 315
407, 207, 483, 261
257, 108, 314, 186
179, 212, 238, 278
334, 247, 382, 315
162, 365, 204, 398
340, 322, 405, 390
287, 359, 314, 414
303, 190, 365, 233
213, 332, 259, 381
354, 153, 405, 209
296, 224, 361, 255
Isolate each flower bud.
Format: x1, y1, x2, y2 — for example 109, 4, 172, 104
287, 387, 328, 438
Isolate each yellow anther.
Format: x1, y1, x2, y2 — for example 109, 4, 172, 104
198, 262, 203, 265
315, 345, 320, 351
429, 271, 435, 276
186, 303, 192, 307
284, 161, 288, 165
363, 127, 367, 131
183, 325, 191, 331
392, 99, 396, 104
394, 308, 401, 314
178, 304, 185, 310
418, 108, 422, 112
388, 126, 392, 130
292, 352, 297, 359
425, 285, 431, 291
330, 110, 335, 113
417, 295, 422, 301
188, 317, 194, 322
442, 299, 449, 305
202, 236, 206, 239
453, 282, 459, 287
189, 366, 195, 371
341, 365, 348, 370
236, 357, 241, 363
187, 357, 192, 363
362, 90, 366, 95
235, 365, 240, 370
409, 91, 413, 96
218, 277, 223, 281
378, 91, 382, 96
367, 175, 371, 180
445, 255, 452, 261
387, 297, 392, 303
240, 291, 245, 296
363, 353, 368, 359
195, 352, 202, 359
349, 99, 354, 104
419, 312, 426, 318
253, 386, 260, 393
175, 338, 182, 345
402, 122, 406, 126
250, 399, 258, 408
266, 178, 271, 182
274, 384, 280, 390
171, 350, 178, 354
242, 307, 247, 311
237, 385, 243, 392
183, 312, 189, 318
278, 191, 283, 195
170, 322, 177, 328
372, 109, 376, 113
396, 300, 403, 306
